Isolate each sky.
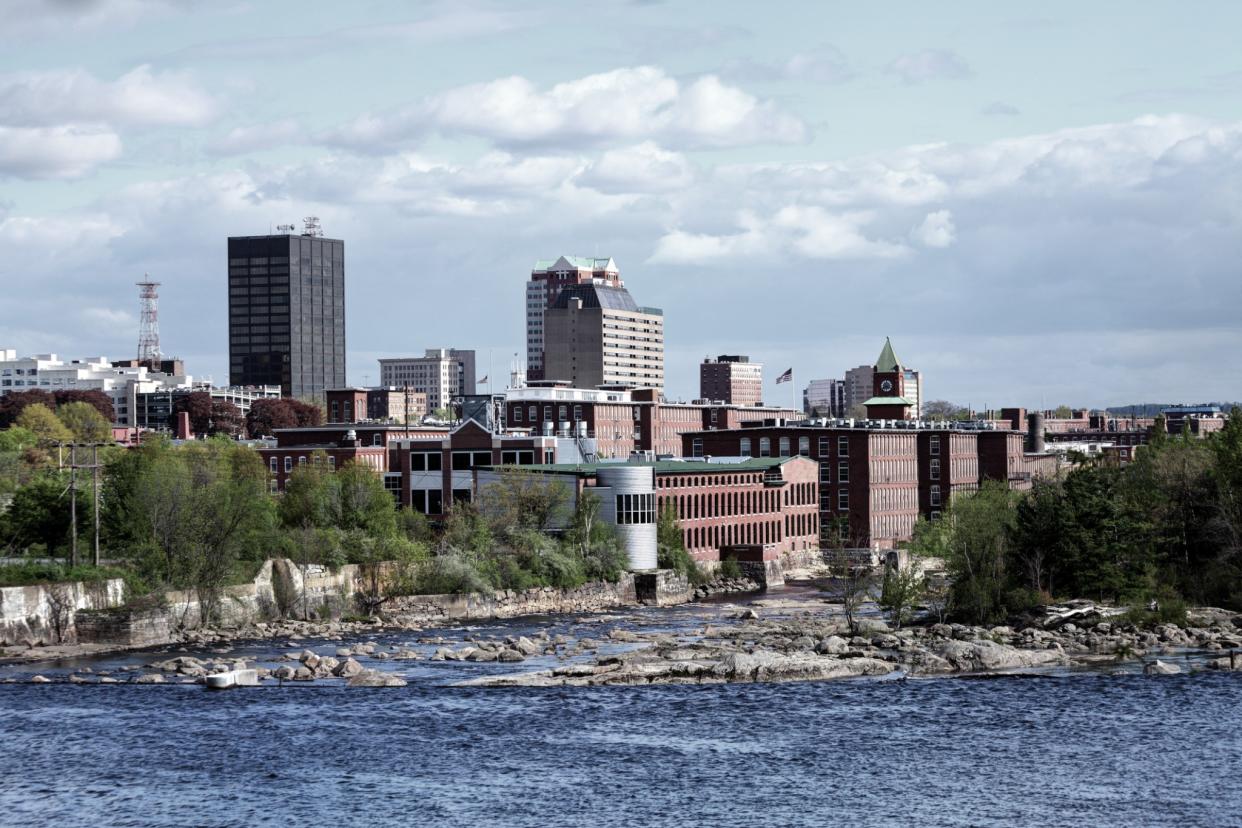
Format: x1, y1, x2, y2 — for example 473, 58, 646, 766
1, 0, 1240, 409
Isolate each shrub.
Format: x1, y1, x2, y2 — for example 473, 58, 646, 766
417, 552, 491, 596
718, 558, 743, 580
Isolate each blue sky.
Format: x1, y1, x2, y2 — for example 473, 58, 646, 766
2, 0, 1240, 407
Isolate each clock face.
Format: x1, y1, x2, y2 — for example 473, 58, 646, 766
880, 379, 893, 393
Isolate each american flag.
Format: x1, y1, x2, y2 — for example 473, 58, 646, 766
775, 368, 793, 384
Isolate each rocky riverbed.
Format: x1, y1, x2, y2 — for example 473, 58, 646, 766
4, 580, 1241, 688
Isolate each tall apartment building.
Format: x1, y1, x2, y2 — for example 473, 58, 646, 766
377, 349, 476, 412
525, 256, 621, 382
542, 283, 664, 393
227, 231, 345, 399
700, 355, 763, 406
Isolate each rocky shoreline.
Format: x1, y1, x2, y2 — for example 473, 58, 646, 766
6, 582, 1242, 688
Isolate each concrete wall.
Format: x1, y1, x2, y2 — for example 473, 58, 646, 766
384, 575, 643, 623
0, 577, 126, 646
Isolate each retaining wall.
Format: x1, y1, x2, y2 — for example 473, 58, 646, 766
0, 578, 126, 646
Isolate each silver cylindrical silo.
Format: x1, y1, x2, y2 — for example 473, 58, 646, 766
597, 465, 658, 570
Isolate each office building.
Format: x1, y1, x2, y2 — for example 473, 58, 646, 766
378, 349, 476, 412
542, 283, 664, 393
700, 355, 763, 406
227, 228, 345, 399
804, 378, 845, 417
526, 256, 622, 382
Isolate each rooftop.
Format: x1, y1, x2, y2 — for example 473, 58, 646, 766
484, 456, 805, 476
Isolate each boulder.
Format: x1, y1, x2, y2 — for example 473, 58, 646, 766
347, 670, 407, 688
465, 648, 498, 662
133, 674, 165, 684
514, 637, 541, 656
815, 636, 849, 655
1144, 660, 1181, 676
30, 675, 51, 683
299, 650, 321, 669
497, 649, 526, 663
292, 666, 314, 681
333, 658, 365, 678
273, 666, 296, 681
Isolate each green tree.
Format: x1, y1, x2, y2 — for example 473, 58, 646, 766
1, 473, 76, 555
943, 482, 1018, 624
879, 553, 924, 629
16, 403, 72, 445
57, 401, 112, 443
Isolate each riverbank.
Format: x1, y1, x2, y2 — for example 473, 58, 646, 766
4, 577, 1240, 687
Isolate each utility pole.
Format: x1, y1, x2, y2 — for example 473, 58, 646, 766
92, 444, 101, 567
69, 444, 77, 568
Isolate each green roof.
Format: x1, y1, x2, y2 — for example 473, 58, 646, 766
483, 457, 802, 476
875, 337, 901, 372
862, 396, 914, 407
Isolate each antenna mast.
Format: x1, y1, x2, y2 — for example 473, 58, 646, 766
136, 277, 161, 363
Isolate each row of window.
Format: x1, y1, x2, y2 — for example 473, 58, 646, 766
271, 455, 336, 473
615, 493, 657, 525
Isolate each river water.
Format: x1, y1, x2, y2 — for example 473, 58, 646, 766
3, 589, 1240, 827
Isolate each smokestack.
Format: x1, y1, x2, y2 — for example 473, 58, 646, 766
176, 411, 192, 440
1027, 411, 1045, 454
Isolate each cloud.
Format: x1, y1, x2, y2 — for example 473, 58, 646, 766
207, 119, 303, 156
326, 66, 809, 152
981, 101, 1020, 117
724, 44, 853, 85
0, 65, 218, 127
887, 49, 973, 84
0, 125, 121, 179
0, 0, 193, 38
577, 142, 695, 194
911, 209, 956, 247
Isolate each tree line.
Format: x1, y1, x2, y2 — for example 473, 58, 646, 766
908, 410, 1242, 625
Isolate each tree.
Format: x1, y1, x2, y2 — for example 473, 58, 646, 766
942, 483, 1018, 624
53, 389, 115, 423
1052, 405, 1074, 419
246, 398, 298, 437
0, 389, 56, 428
209, 400, 244, 437
477, 469, 569, 534
879, 553, 924, 629
0, 473, 78, 555
173, 392, 214, 435
0, 426, 46, 495
286, 398, 324, 427
57, 401, 112, 443
16, 403, 72, 445
924, 400, 967, 420
656, 499, 701, 582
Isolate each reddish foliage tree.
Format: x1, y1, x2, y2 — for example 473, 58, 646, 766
53, 389, 115, 423
0, 389, 56, 428
286, 399, 324, 427
246, 398, 298, 437
173, 391, 215, 435
209, 400, 244, 436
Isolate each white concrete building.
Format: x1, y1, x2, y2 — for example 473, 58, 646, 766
0, 350, 192, 426
377, 349, 476, 412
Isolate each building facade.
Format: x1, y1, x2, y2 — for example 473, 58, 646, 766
227, 232, 346, 399
525, 256, 622, 382
377, 349, 476, 412
700, 355, 763, 407
542, 283, 665, 393
324, 387, 428, 424
132, 383, 281, 431
804, 378, 845, 417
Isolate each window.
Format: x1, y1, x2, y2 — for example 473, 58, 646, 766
691, 438, 704, 458
513, 406, 523, 423
543, 406, 552, 423
410, 451, 441, 472
558, 405, 567, 421
931, 485, 941, 507
528, 405, 537, 422
740, 437, 752, 457
759, 437, 771, 457
798, 436, 810, 457
328, 457, 335, 470
819, 462, 831, 484
931, 511, 941, 521
573, 405, 582, 422
838, 436, 849, 457
615, 492, 656, 524
269, 457, 277, 474
930, 435, 940, 456
779, 437, 791, 457
427, 490, 443, 515
818, 436, 830, 457
838, 489, 849, 510
838, 460, 850, 483
298, 456, 307, 465
283, 457, 292, 472
452, 488, 472, 505
931, 458, 941, 480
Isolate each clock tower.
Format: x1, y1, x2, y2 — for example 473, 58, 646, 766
863, 337, 914, 420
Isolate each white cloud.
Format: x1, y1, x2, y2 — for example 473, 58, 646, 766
326, 66, 809, 152
0, 0, 192, 39
578, 142, 695, 194
0, 125, 121, 179
207, 119, 303, 156
982, 101, 1020, 117
0, 65, 218, 127
912, 209, 956, 247
887, 49, 973, 84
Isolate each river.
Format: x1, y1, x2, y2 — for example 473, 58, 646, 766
2, 588, 1240, 827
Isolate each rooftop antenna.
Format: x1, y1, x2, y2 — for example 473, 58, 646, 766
136, 277, 161, 363
276, 222, 296, 234
302, 216, 323, 237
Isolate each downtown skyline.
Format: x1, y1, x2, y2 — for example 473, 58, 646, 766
1, 1, 1241, 407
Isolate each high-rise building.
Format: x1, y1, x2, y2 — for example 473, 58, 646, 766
227, 229, 345, 399
542, 283, 664, 393
803, 378, 845, 417
525, 256, 621, 382
700, 355, 763, 406
843, 365, 874, 416
377, 349, 476, 412
903, 368, 923, 418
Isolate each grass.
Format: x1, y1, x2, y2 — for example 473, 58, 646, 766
0, 562, 132, 588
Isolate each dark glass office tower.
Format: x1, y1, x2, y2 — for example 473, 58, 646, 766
227, 233, 345, 399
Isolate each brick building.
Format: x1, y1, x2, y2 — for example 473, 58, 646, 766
325, 387, 427, 424
542, 283, 665, 393
700, 355, 763, 407
525, 256, 622, 383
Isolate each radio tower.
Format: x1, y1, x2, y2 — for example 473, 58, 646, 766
136, 277, 162, 363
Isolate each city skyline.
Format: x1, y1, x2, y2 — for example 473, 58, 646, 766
1, 2, 1241, 406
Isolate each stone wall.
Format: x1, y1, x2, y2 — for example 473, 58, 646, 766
634, 571, 691, 606
383, 575, 643, 624
0, 577, 125, 646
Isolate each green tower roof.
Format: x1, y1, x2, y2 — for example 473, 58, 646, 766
875, 337, 901, 372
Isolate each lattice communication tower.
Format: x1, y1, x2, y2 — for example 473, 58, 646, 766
136, 277, 162, 362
